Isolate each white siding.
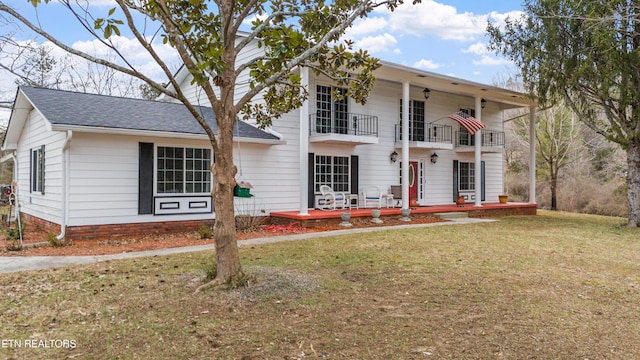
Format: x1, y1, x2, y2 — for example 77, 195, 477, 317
309, 77, 506, 206
15, 110, 66, 225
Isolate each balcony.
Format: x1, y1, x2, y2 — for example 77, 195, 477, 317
394, 123, 453, 150
309, 113, 378, 145
455, 130, 505, 153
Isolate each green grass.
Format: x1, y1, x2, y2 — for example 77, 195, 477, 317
0, 210, 639, 359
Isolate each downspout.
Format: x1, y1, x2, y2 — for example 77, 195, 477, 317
57, 130, 72, 241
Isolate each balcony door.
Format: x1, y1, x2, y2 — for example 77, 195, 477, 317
317, 85, 348, 134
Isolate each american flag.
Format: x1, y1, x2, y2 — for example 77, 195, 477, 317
448, 111, 486, 135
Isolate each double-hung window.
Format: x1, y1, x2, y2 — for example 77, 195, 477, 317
157, 146, 211, 194
30, 145, 45, 193
315, 155, 350, 193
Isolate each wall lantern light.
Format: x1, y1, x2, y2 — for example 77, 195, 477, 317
423, 88, 431, 100
430, 152, 439, 164
481, 98, 486, 109
390, 150, 399, 163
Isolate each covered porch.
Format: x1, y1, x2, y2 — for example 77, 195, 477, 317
271, 201, 537, 227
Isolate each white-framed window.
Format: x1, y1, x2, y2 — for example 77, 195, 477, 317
459, 161, 475, 191
399, 99, 426, 141
316, 85, 349, 134
157, 146, 211, 194
315, 155, 349, 193
458, 107, 476, 146
30, 145, 45, 193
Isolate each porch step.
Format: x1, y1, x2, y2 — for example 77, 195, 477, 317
434, 212, 469, 220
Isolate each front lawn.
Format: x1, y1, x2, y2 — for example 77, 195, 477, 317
0, 210, 638, 359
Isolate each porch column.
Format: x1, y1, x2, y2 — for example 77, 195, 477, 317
474, 96, 482, 207
529, 105, 537, 204
299, 66, 310, 216
401, 81, 410, 210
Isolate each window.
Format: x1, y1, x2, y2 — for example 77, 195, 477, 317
458, 108, 476, 146
315, 155, 349, 193
157, 146, 211, 194
399, 99, 426, 141
459, 162, 475, 191
30, 145, 45, 193
316, 85, 348, 134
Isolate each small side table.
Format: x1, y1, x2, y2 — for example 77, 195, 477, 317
381, 193, 395, 208
346, 194, 359, 209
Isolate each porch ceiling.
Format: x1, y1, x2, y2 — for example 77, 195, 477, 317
373, 61, 536, 110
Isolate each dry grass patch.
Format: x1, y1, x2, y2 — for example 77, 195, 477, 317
1, 210, 639, 359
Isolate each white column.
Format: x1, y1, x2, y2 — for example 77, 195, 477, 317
298, 66, 310, 216
402, 81, 410, 210
529, 105, 537, 204
474, 96, 482, 207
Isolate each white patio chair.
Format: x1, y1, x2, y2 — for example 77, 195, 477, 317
317, 185, 348, 210
361, 186, 383, 208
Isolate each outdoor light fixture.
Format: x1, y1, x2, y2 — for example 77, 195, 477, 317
390, 150, 399, 163
423, 88, 431, 100
430, 152, 438, 164
481, 98, 486, 109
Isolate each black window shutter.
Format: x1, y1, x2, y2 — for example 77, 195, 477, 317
308, 153, 315, 208
40, 145, 45, 195
138, 142, 154, 214
452, 160, 459, 202
481, 161, 486, 202
350, 155, 359, 195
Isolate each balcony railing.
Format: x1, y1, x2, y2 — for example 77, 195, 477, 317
456, 130, 505, 147
394, 123, 452, 143
309, 113, 378, 137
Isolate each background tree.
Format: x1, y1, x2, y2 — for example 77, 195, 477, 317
488, 0, 640, 227
0, 0, 414, 287
517, 105, 583, 210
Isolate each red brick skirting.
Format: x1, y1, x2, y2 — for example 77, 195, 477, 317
19, 202, 537, 241
20, 212, 214, 241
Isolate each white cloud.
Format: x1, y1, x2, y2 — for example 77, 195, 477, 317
355, 33, 397, 53
472, 55, 512, 66
346, 17, 388, 37
413, 59, 441, 70
463, 42, 488, 55
70, 36, 179, 81
384, 0, 488, 41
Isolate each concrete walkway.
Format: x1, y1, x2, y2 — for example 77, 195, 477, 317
0, 218, 493, 274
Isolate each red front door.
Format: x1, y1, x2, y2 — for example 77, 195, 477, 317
409, 161, 418, 202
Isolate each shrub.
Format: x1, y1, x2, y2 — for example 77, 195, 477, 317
47, 232, 66, 248
198, 224, 213, 239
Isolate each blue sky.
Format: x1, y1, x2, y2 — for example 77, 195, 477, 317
1, 1, 524, 122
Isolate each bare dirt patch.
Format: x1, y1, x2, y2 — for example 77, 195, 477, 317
0, 216, 444, 256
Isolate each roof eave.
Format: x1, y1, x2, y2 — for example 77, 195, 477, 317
50, 124, 285, 145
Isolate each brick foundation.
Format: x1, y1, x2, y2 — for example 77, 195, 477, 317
20, 212, 214, 241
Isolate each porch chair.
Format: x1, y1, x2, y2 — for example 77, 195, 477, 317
390, 185, 403, 207
361, 186, 383, 208
317, 185, 348, 211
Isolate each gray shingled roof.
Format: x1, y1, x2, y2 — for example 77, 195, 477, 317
20, 86, 280, 141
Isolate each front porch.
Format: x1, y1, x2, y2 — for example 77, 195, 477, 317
270, 202, 537, 228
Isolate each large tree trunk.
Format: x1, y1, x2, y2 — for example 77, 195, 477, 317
211, 108, 243, 285
627, 138, 640, 227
